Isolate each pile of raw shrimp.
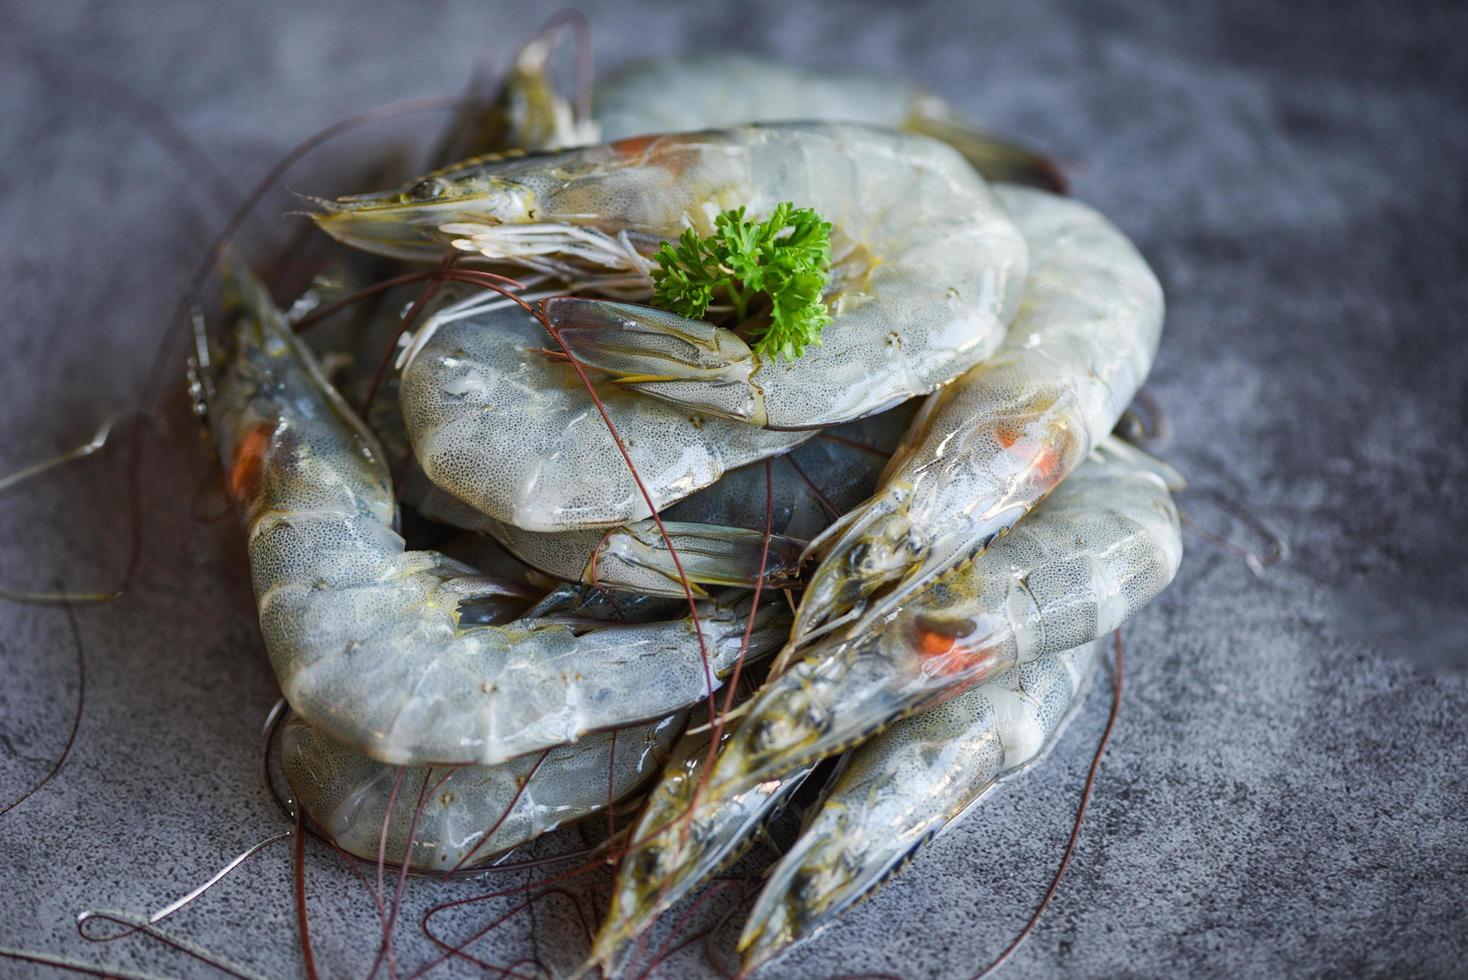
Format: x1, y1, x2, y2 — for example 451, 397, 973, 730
215, 22, 1183, 978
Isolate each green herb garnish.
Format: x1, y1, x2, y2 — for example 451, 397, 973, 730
650, 202, 834, 361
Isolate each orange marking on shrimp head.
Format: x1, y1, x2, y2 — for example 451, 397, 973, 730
610, 133, 663, 158
229, 423, 273, 505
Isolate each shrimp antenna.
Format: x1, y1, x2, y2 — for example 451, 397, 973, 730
1178, 488, 1290, 577
970, 629, 1127, 979
0, 593, 85, 817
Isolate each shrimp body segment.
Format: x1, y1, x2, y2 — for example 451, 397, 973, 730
790, 185, 1164, 652
738, 641, 1099, 970
317, 123, 1028, 430
210, 268, 788, 766
691, 453, 1180, 808
282, 711, 681, 870
595, 52, 1065, 191
405, 399, 917, 595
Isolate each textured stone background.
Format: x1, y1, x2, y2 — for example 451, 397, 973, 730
1, 1, 1465, 977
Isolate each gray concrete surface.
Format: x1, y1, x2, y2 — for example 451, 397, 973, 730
2, 1, 1465, 977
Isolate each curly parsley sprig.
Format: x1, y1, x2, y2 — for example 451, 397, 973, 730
650, 202, 834, 361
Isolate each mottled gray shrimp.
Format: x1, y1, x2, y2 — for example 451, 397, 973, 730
207, 265, 788, 766
594, 52, 1064, 191
785, 184, 1163, 659
589, 451, 1179, 956
315, 122, 1027, 430
738, 640, 1100, 971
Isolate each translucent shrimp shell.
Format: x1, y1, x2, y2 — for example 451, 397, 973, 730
209, 268, 789, 766
738, 641, 1099, 968
791, 184, 1165, 649
398, 304, 808, 532
702, 454, 1181, 802
282, 712, 682, 870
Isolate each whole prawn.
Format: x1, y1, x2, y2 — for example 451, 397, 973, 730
738, 639, 1100, 970
314, 122, 1028, 433
206, 263, 790, 766
591, 449, 1181, 963
784, 184, 1164, 659
594, 52, 1064, 191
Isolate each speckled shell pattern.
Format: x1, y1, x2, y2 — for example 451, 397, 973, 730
740, 641, 1100, 963
212, 274, 788, 767
594, 455, 1178, 953
801, 184, 1165, 637
702, 454, 1182, 803
400, 305, 810, 532
406, 399, 918, 592
400, 123, 1025, 465
282, 711, 683, 870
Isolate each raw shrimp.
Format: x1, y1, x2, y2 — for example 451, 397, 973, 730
398, 300, 808, 532
595, 52, 1064, 191
314, 122, 1028, 430
700, 451, 1179, 802
738, 640, 1099, 971
403, 400, 918, 595
282, 710, 680, 870
207, 264, 790, 766
591, 452, 1179, 949
787, 184, 1164, 657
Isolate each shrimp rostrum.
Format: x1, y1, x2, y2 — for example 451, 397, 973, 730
313, 122, 1028, 431
206, 264, 789, 766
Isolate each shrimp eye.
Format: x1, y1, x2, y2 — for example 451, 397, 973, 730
406, 178, 448, 202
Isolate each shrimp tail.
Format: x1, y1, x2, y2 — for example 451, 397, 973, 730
904, 99, 1068, 193
544, 297, 770, 425
587, 521, 807, 597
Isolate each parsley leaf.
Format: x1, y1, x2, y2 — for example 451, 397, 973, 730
650, 202, 834, 361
